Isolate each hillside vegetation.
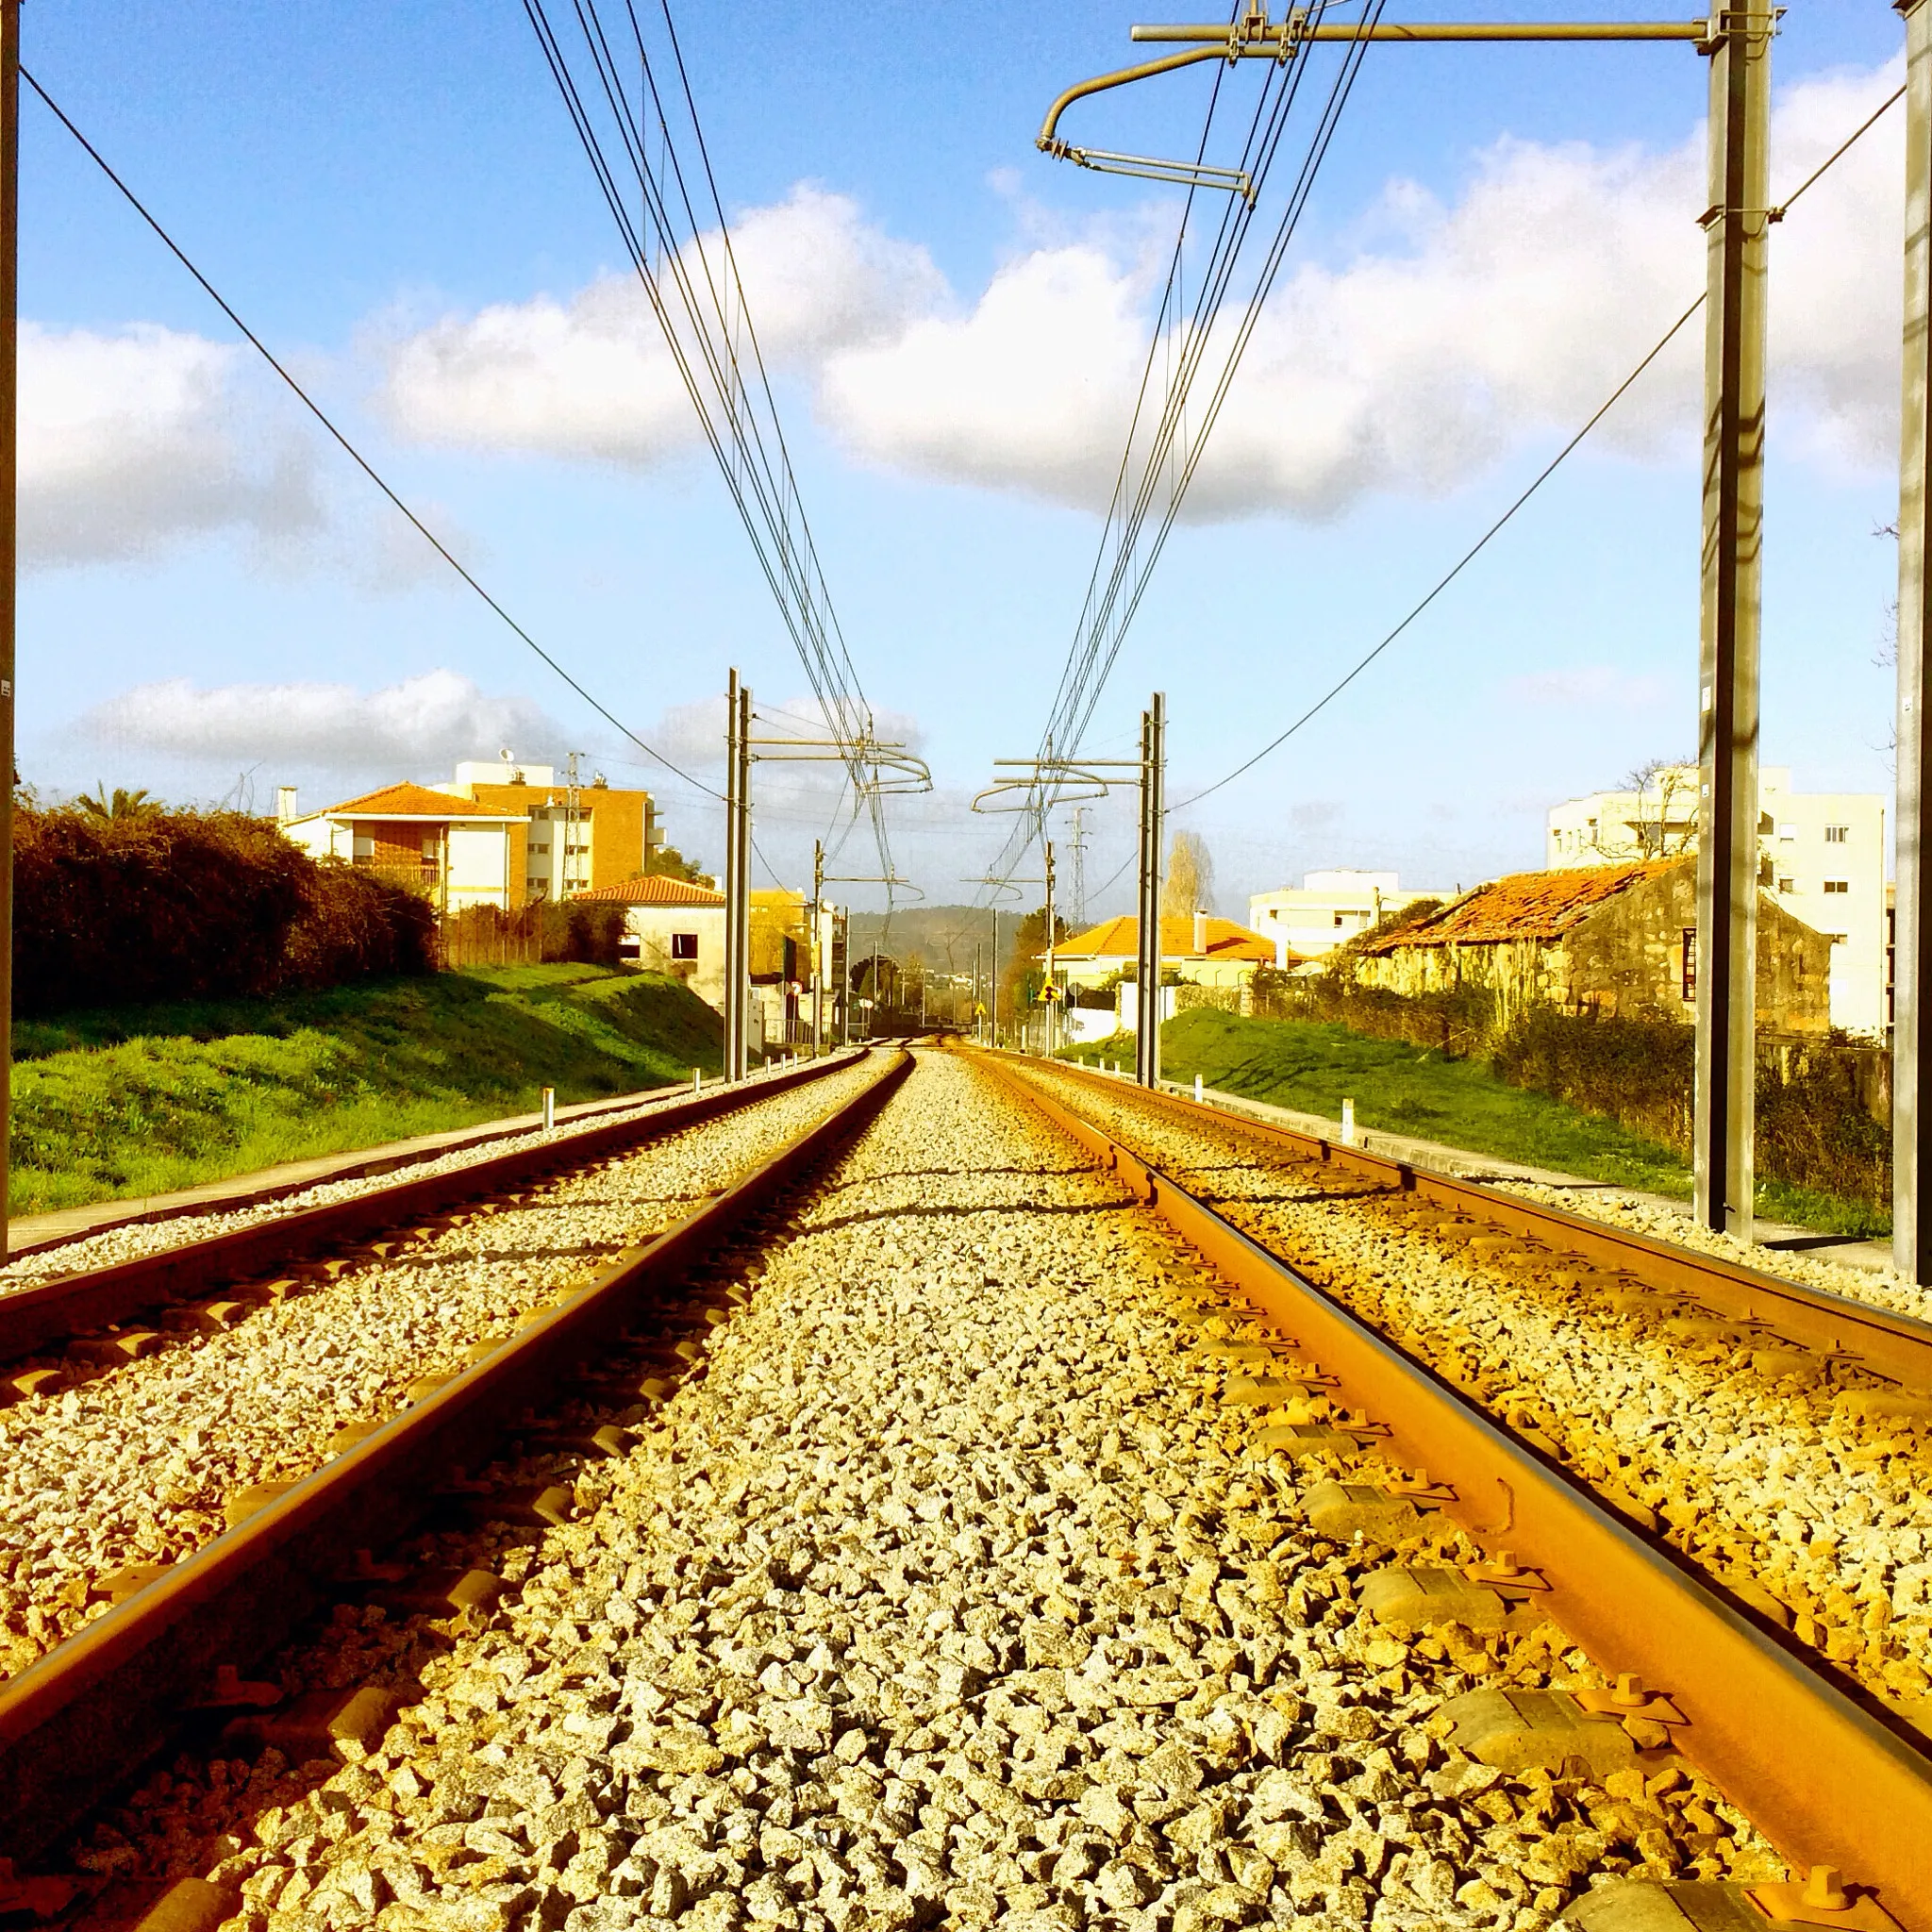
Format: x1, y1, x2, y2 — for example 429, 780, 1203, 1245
11, 966, 724, 1217
1071, 1008, 1878, 1235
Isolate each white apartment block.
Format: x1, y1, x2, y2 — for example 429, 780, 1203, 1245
1247, 870, 1443, 964
1546, 766, 1887, 1036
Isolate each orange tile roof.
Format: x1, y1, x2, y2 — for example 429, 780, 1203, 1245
572, 874, 724, 907
1357, 861, 1675, 952
1051, 914, 1278, 963
324, 782, 515, 820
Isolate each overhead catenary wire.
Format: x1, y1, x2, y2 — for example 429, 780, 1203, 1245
1173, 78, 1906, 814
17, 66, 721, 803
523, 0, 904, 901
980, 2, 1384, 903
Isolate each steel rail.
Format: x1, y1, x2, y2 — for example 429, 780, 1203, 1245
0, 1051, 867, 1370
0, 1049, 910, 1862
1026, 1055, 1932, 1401
971, 1049, 1932, 1927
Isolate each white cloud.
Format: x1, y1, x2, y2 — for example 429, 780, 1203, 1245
21, 324, 325, 567
75, 670, 563, 780
379, 185, 945, 467
822, 59, 1903, 516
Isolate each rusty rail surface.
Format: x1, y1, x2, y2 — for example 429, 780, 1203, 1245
0, 1051, 868, 1369
0, 1050, 909, 1863
1024, 1054, 1932, 1400
974, 1050, 1932, 1930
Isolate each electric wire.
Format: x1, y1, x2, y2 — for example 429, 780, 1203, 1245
19, 65, 723, 801
523, 0, 903, 899
1173, 78, 1906, 813
979, 3, 1382, 903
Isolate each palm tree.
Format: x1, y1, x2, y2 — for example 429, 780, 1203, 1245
76, 785, 157, 821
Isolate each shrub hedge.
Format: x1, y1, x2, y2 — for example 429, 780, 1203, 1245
1250, 965, 1890, 1212
13, 803, 437, 1014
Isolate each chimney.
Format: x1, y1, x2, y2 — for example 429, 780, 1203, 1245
275, 786, 297, 823
1274, 936, 1290, 971
1192, 908, 1208, 956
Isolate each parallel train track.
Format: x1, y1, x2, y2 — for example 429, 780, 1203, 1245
972, 1048, 1932, 1927
3, 1045, 1925, 1929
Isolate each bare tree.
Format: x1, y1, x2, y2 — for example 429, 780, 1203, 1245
1606, 758, 1698, 859
1161, 831, 1215, 918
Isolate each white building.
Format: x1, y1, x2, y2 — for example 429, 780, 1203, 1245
1247, 871, 1443, 964
1546, 766, 1888, 1036
278, 782, 529, 912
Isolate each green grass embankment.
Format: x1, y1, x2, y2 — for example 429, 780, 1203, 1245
1067, 1008, 1877, 1236
10, 965, 724, 1217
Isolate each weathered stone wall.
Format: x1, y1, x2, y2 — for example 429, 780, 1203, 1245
1352, 862, 1832, 1036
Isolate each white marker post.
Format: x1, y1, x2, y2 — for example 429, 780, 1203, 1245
541, 1087, 556, 1133
1341, 1098, 1356, 1147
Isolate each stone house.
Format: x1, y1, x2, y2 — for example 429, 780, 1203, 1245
1347, 858, 1833, 1038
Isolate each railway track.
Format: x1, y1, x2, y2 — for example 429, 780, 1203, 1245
1, 1047, 1916, 1930
976, 1047, 1932, 1925
0, 1054, 880, 1679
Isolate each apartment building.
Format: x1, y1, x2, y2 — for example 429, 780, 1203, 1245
432, 759, 664, 900
1545, 766, 1887, 1035
1247, 870, 1442, 963
277, 782, 530, 911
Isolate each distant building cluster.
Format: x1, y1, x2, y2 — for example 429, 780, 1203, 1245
1035, 764, 1888, 1045
275, 758, 846, 1048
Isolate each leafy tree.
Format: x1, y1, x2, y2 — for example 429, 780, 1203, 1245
642, 842, 710, 884
1162, 831, 1215, 917
76, 785, 158, 822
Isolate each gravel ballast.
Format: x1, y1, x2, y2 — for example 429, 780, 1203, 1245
0, 1066, 841, 1299
68, 1050, 1781, 1932
0, 1059, 885, 1680
1010, 1061, 1932, 1724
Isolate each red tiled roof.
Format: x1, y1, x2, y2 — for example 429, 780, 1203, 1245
1051, 914, 1278, 963
1357, 861, 1675, 952
572, 874, 724, 907
324, 782, 513, 820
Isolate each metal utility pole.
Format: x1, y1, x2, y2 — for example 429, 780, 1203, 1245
1691, 8, 1772, 1240
1136, 694, 1166, 1090
0, 0, 17, 1262
722, 671, 753, 1082
1042, 840, 1058, 1058
991, 910, 999, 1045
1899, 0, 1932, 1279
810, 840, 825, 1058
1069, 806, 1091, 927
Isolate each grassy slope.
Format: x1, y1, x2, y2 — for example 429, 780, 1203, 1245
10, 965, 724, 1217
1068, 1008, 1877, 1236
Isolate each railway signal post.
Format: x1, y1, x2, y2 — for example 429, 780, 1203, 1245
1135, 695, 1166, 1091
1691, 8, 1773, 1241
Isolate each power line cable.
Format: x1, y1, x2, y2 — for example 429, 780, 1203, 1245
1173, 78, 1906, 812
18, 66, 721, 801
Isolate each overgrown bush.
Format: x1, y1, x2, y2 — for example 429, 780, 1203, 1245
1247, 961, 1891, 1212
13, 803, 436, 1014
441, 900, 625, 969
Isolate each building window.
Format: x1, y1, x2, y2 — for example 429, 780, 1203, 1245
1777, 821, 1797, 841
1776, 877, 1794, 893
1828, 933, 1848, 945
1824, 825, 1848, 843
528, 841, 550, 856
1824, 879, 1850, 894
671, 932, 698, 960
1681, 927, 1697, 1003
1332, 912, 1345, 928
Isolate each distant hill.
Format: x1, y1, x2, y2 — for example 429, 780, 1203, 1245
844, 903, 1031, 981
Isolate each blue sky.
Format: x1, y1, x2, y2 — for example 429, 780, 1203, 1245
16, 1, 1908, 918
